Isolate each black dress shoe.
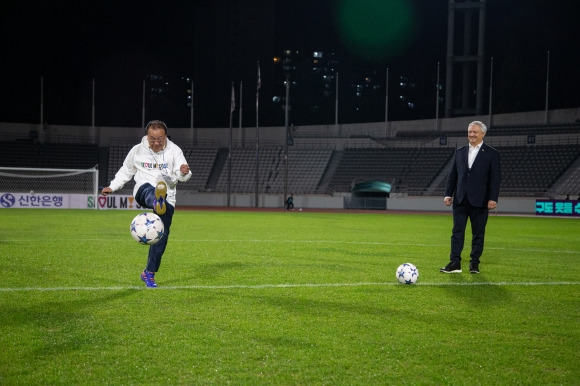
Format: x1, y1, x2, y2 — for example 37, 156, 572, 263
440, 262, 462, 273
469, 262, 480, 274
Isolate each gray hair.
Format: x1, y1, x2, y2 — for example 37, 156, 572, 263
468, 120, 487, 133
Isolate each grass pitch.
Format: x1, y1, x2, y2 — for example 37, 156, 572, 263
1, 208, 579, 384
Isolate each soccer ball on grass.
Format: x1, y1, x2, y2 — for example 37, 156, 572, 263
396, 263, 419, 284
130, 212, 165, 245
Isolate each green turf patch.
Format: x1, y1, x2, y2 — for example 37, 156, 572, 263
1, 209, 578, 384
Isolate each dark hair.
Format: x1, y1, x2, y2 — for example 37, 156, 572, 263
145, 120, 168, 134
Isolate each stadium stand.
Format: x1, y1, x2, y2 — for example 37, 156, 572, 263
0, 141, 98, 169
326, 147, 455, 195
179, 147, 218, 191
107, 142, 135, 193
213, 147, 332, 194
430, 144, 580, 197
2, 120, 579, 199
498, 144, 580, 197
395, 122, 580, 138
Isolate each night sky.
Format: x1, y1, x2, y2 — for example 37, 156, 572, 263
1, 0, 579, 128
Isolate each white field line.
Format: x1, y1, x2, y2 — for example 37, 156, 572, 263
186, 239, 580, 255
4, 238, 579, 255
1, 281, 579, 292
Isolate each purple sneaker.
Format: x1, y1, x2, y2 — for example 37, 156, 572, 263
140, 270, 158, 288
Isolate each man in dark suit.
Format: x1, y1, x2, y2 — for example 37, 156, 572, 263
441, 121, 501, 274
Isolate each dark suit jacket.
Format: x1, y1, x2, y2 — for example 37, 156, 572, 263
445, 143, 501, 208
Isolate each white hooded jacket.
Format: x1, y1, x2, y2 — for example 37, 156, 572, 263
108, 136, 192, 206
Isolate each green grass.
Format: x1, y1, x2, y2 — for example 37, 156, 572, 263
1, 209, 579, 384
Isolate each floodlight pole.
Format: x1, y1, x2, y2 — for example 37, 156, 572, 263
92, 78, 96, 127
384, 68, 389, 137
488, 57, 493, 127
284, 76, 290, 205
334, 72, 339, 131
190, 81, 194, 130
255, 61, 261, 208
435, 62, 440, 131
141, 80, 146, 128
40, 76, 44, 125
545, 50, 550, 124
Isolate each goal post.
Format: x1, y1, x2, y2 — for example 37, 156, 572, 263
0, 166, 99, 209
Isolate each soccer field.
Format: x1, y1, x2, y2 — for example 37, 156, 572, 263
1, 209, 579, 384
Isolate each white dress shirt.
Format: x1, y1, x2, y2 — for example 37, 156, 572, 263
468, 143, 482, 169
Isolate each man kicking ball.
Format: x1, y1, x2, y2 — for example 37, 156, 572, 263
101, 120, 191, 288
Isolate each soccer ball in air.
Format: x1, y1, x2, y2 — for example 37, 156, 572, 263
396, 263, 419, 285
130, 212, 165, 245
